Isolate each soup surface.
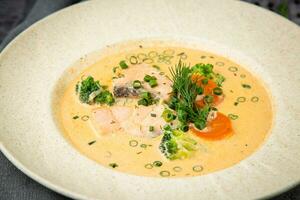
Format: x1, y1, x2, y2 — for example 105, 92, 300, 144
56, 40, 273, 177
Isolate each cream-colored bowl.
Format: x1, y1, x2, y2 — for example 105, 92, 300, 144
0, 0, 299, 199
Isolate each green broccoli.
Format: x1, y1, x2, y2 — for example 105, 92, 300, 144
191, 63, 225, 87
159, 125, 198, 160
94, 90, 115, 106
76, 76, 114, 105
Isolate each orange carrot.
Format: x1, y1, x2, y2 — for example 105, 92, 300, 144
191, 74, 224, 107
191, 112, 232, 140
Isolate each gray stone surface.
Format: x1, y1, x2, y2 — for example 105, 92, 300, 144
0, 0, 299, 199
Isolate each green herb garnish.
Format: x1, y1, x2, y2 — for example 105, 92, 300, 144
144, 74, 153, 82
94, 90, 115, 106
159, 126, 198, 160
109, 163, 118, 168
213, 87, 223, 95
119, 60, 128, 69
132, 80, 142, 89
242, 84, 251, 89
169, 61, 212, 129
137, 92, 156, 106
153, 161, 163, 167
76, 76, 114, 105
162, 109, 176, 122
191, 63, 225, 87
88, 140, 96, 145
152, 65, 160, 70
149, 126, 154, 132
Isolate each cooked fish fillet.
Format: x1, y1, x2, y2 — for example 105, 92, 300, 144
113, 64, 172, 100
91, 104, 166, 138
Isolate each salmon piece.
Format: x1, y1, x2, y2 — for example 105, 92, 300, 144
113, 64, 172, 100
90, 108, 121, 135
91, 104, 166, 138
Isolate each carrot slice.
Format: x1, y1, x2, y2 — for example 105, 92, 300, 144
191, 74, 223, 107
191, 112, 232, 140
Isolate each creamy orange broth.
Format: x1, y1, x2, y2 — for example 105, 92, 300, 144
56, 41, 273, 177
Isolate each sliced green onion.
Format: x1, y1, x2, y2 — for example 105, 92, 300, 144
145, 163, 153, 169
159, 170, 170, 177
251, 96, 259, 102
228, 66, 238, 72
109, 163, 118, 168
144, 74, 152, 82
194, 119, 206, 130
140, 144, 147, 148
228, 114, 239, 120
150, 113, 156, 117
149, 126, 154, 132
204, 95, 214, 104
81, 115, 89, 121
153, 161, 163, 167
149, 79, 158, 88
216, 61, 224, 66
143, 58, 153, 64
119, 60, 128, 69
192, 165, 203, 172
173, 166, 182, 172
201, 78, 208, 85
237, 97, 246, 103
213, 87, 223, 95
132, 80, 142, 89
180, 123, 189, 132
129, 56, 138, 64
163, 124, 172, 131
140, 92, 151, 99
152, 65, 160, 70
162, 109, 175, 122
129, 140, 138, 147
242, 84, 251, 89
88, 140, 96, 145
240, 74, 246, 78
138, 99, 148, 106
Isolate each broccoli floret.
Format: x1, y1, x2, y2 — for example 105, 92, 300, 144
159, 126, 198, 160
76, 76, 115, 105
76, 76, 101, 103
94, 90, 115, 106
191, 63, 214, 78
191, 63, 225, 87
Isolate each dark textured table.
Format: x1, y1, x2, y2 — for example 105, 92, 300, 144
0, 0, 299, 199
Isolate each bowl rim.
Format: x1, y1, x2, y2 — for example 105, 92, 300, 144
0, 0, 299, 199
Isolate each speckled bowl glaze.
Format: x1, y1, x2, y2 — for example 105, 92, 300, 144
0, 0, 299, 199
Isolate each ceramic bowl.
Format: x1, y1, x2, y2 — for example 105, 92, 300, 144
0, 0, 299, 199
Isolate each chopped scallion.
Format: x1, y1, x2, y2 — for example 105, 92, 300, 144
149, 126, 154, 132
149, 79, 158, 88
109, 163, 118, 168
144, 74, 152, 82
119, 60, 128, 69
132, 80, 142, 89
213, 87, 223, 95
153, 161, 163, 167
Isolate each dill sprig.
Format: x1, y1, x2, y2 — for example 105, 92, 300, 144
169, 61, 211, 129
